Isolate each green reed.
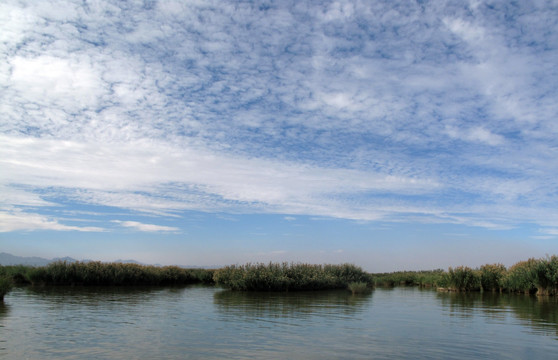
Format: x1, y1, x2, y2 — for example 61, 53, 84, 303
479, 263, 506, 292
442, 266, 481, 292
439, 257, 558, 295
12, 261, 215, 287
533, 255, 558, 296
213, 262, 372, 291
503, 256, 558, 295
503, 258, 538, 294
2, 255, 557, 296
0, 265, 34, 285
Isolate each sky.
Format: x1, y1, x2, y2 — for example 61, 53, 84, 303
1, 0, 557, 272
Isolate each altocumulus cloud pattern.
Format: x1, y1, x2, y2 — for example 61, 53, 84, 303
1, 0, 558, 237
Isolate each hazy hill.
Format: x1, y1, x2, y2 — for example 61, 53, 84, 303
0, 253, 215, 268
0, 253, 140, 266
0, 252, 55, 266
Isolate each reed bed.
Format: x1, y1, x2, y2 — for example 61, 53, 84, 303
1, 255, 556, 296
213, 262, 372, 291
441, 266, 481, 292
437, 256, 558, 294
371, 256, 558, 295
479, 264, 507, 293
0, 261, 215, 287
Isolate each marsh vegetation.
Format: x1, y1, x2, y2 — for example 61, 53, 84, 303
0, 261, 215, 288
372, 256, 558, 295
0, 255, 557, 297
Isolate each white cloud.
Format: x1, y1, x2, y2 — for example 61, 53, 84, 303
0, 0, 557, 234
111, 220, 179, 233
0, 134, 439, 207
539, 228, 558, 236
0, 209, 104, 232
445, 125, 505, 146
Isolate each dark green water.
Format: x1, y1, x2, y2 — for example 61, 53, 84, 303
1, 286, 557, 359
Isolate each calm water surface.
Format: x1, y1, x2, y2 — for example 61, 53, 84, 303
1, 286, 557, 359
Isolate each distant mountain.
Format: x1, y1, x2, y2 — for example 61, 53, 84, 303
52, 256, 80, 263
0, 253, 140, 267
113, 259, 143, 265
0, 252, 52, 266
0, 253, 216, 268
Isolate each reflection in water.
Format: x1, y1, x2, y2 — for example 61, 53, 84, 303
25, 284, 181, 298
1, 285, 213, 360
0, 302, 8, 318
1, 286, 558, 359
214, 289, 372, 321
0, 302, 7, 353
436, 291, 558, 339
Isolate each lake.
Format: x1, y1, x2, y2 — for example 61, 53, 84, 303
1, 286, 557, 359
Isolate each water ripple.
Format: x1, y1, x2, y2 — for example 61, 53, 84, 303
0, 287, 557, 359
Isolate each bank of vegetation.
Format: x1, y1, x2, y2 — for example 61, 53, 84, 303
0, 255, 557, 298
371, 256, 558, 295
0, 261, 215, 288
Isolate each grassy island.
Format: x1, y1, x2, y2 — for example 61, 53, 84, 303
213, 262, 373, 291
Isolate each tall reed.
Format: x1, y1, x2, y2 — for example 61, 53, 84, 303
213, 262, 372, 291
533, 255, 558, 296
24, 261, 214, 286
480, 264, 506, 292
504, 258, 538, 294
443, 266, 481, 292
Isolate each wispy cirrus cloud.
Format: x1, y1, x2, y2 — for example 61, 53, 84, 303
1, 0, 557, 235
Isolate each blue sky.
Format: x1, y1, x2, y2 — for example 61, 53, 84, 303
1, 0, 557, 271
